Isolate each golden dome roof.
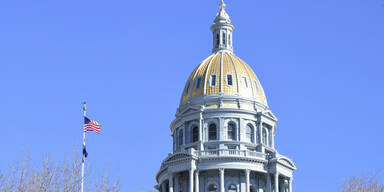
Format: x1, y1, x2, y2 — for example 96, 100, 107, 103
181, 52, 268, 106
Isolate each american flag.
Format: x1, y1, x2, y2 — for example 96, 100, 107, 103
84, 117, 101, 134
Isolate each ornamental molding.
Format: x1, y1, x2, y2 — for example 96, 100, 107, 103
178, 94, 268, 112
198, 156, 268, 165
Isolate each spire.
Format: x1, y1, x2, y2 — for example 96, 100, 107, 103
219, 0, 226, 11
211, 0, 235, 53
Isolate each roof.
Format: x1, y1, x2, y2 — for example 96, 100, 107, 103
180, 52, 268, 106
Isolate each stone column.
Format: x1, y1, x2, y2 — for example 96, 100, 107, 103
266, 174, 271, 192
280, 180, 285, 192
272, 126, 275, 148
195, 170, 199, 192
289, 178, 292, 192
258, 122, 263, 144
265, 128, 269, 147
219, 168, 225, 192
274, 172, 278, 192
161, 183, 166, 192
189, 168, 194, 192
169, 174, 174, 192
183, 125, 186, 146
219, 118, 224, 141
253, 123, 257, 144
245, 169, 250, 192
199, 112, 204, 150
174, 174, 179, 192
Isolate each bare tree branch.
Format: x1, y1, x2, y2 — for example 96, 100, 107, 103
339, 174, 384, 192
0, 151, 120, 192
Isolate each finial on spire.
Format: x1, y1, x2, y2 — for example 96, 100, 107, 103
219, 0, 226, 11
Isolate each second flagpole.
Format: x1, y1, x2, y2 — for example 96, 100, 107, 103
81, 101, 86, 192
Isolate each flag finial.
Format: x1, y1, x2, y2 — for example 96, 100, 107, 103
82, 101, 87, 112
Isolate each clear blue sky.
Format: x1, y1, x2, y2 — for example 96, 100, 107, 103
1, 0, 383, 191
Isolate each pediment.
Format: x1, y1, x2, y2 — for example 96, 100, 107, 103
277, 156, 297, 170
178, 106, 201, 116
262, 110, 277, 121
164, 152, 192, 164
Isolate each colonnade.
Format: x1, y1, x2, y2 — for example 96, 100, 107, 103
162, 169, 292, 192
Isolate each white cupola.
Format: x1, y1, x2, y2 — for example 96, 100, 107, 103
211, 0, 235, 53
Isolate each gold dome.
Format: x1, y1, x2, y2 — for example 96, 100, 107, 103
181, 52, 268, 106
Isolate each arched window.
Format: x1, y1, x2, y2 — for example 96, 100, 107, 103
192, 126, 199, 142
178, 129, 183, 146
208, 184, 218, 191
227, 122, 236, 140
262, 128, 267, 145
228, 184, 237, 192
246, 124, 254, 143
208, 124, 217, 140
216, 34, 220, 48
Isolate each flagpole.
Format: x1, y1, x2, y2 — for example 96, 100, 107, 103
81, 101, 86, 192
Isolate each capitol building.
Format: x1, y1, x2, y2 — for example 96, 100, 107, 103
156, 1, 296, 192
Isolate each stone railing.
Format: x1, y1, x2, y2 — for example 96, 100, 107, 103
196, 149, 266, 159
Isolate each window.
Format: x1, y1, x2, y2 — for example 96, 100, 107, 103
227, 74, 233, 86
242, 76, 248, 88
262, 124, 272, 147
222, 32, 226, 45
210, 74, 217, 87
262, 128, 267, 145
246, 124, 254, 143
227, 145, 237, 150
178, 129, 183, 146
184, 81, 190, 95
216, 34, 220, 48
208, 124, 217, 140
207, 146, 217, 150
192, 126, 198, 142
254, 79, 260, 93
195, 77, 202, 89
208, 184, 218, 191
228, 184, 237, 192
250, 186, 255, 192
227, 122, 236, 140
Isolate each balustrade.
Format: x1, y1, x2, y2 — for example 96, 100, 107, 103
196, 149, 266, 159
